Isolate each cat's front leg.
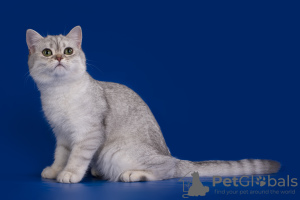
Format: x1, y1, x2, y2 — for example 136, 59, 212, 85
57, 133, 102, 183
42, 143, 70, 179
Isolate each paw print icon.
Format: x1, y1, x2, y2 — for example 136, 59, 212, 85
256, 176, 266, 186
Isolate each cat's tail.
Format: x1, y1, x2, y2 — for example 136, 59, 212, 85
174, 159, 280, 177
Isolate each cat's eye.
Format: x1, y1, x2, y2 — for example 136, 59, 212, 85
42, 49, 52, 57
64, 47, 73, 55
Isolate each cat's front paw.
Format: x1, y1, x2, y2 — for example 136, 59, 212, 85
57, 170, 83, 183
41, 166, 60, 179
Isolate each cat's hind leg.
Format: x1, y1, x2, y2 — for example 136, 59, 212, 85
91, 167, 101, 177
119, 170, 156, 182
90, 159, 105, 179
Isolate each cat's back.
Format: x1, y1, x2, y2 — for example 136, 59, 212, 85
96, 80, 161, 136
95, 80, 170, 155
97, 81, 147, 110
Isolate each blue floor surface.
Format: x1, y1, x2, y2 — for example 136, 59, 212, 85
0, 170, 298, 200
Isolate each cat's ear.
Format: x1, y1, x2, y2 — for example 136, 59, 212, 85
66, 26, 82, 48
26, 29, 43, 54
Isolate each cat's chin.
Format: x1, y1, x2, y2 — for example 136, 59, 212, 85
53, 65, 67, 76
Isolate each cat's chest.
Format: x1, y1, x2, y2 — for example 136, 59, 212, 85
41, 92, 92, 134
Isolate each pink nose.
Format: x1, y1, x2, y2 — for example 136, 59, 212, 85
56, 55, 62, 62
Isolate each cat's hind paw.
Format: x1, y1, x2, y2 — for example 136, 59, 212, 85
57, 170, 83, 183
119, 170, 155, 182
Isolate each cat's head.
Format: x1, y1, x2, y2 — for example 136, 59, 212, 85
26, 26, 86, 85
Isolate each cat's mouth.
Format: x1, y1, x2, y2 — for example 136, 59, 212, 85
55, 64, 66, 69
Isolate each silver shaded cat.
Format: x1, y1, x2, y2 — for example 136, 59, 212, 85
26, 26, 280, 183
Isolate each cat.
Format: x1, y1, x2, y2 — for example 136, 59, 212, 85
26, 26, 280, 183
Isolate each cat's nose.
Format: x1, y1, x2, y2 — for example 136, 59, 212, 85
56, 54, 63, 62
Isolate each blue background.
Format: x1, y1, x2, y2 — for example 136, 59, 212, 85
0, 0, 299, 199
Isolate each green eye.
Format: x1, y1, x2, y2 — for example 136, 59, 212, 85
64, 47, 73, 55
42, 49, 52, 57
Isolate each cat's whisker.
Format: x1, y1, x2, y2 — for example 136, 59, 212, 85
86, 62, 104, 73
86, 57, 108, 76
24, 71, 31, 84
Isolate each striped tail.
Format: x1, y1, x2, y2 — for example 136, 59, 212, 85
174, 159, 280, 177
